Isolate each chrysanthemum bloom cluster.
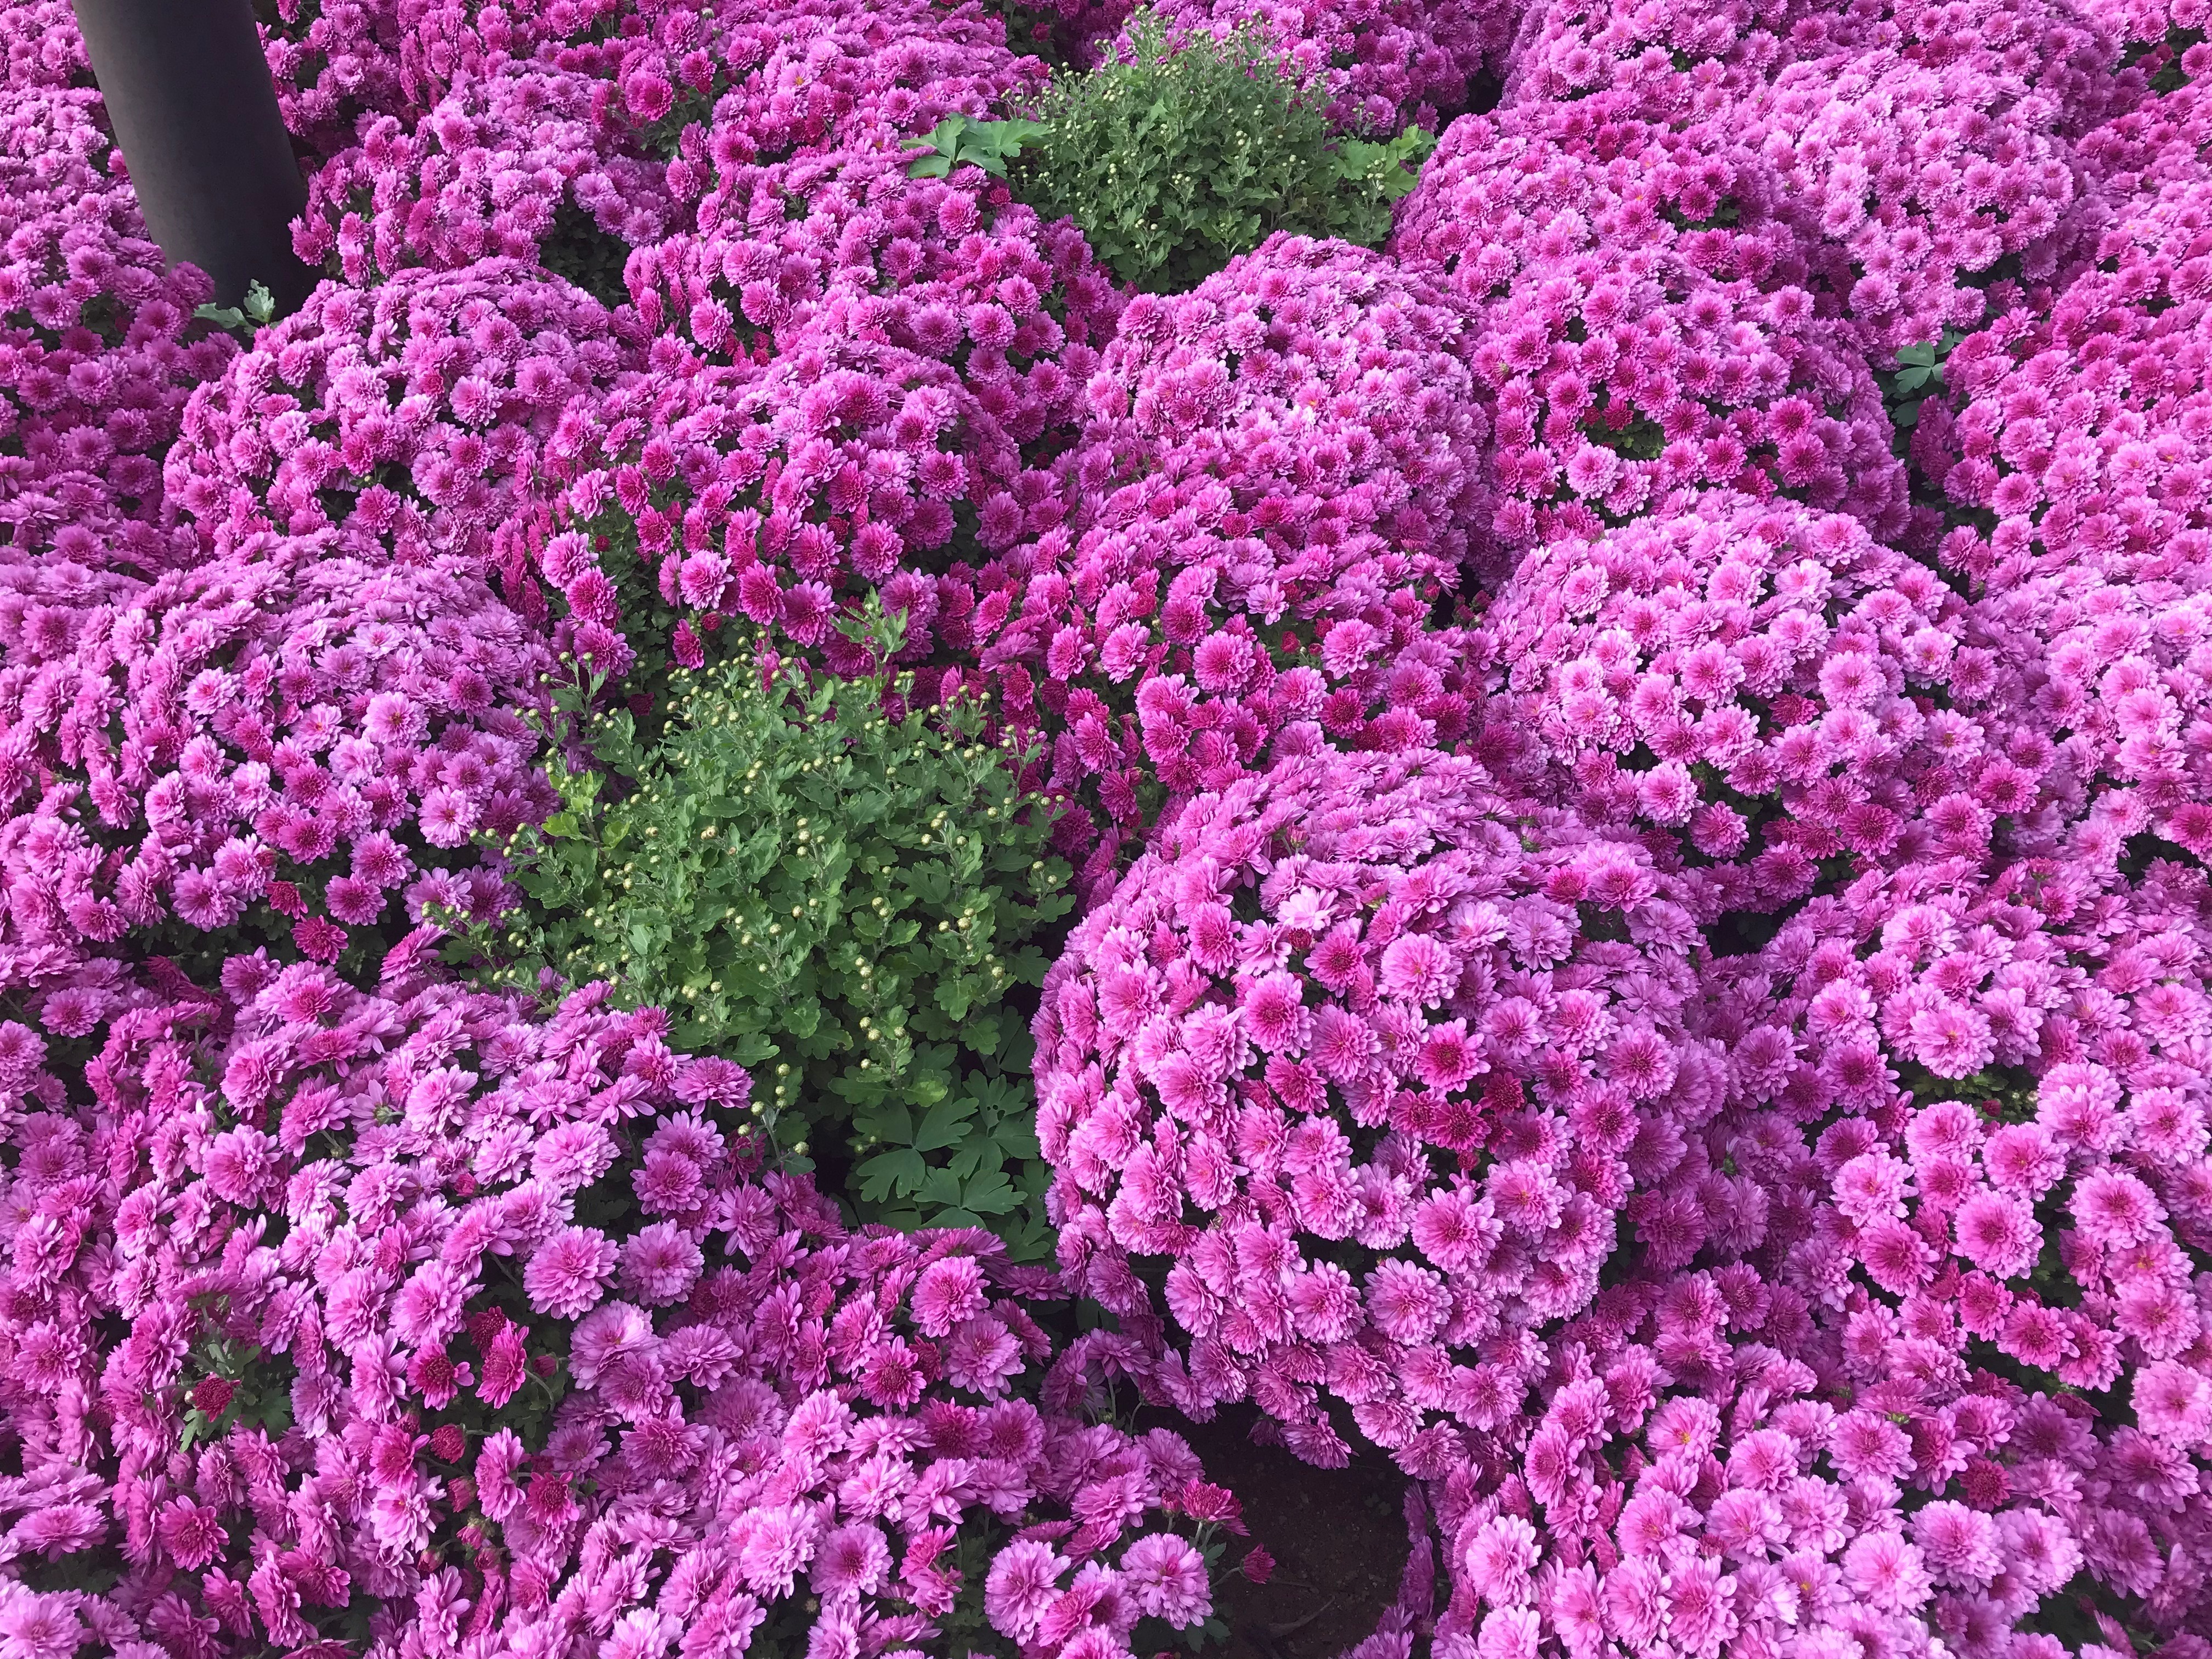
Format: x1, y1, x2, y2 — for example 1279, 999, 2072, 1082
706, 0, 1046, 170
1496, 0, 2126, 351
1501, 0, 1814, 121
389, 0, 633, 108
1915, 178, 2212, 592
1506, 0, 2128, 136
639, 141, 1123, 394
1424, 234, 1906, 556
990, 0, 1143, 60
1387, 92, 1815, 296
1032, 743, 1734, 1469
2084, 0, 2212, 87
162, 261, 629, 573
1740, 50, 2088, 356
259, 0, 414, 161
1953, 562, 2212, 872
0, 945, 1237, 1656
968, 235, 1488, 887
1472, 493, 2000, 919
1679, 852, 2212, 1639
1121, 0, 1510, 134
0, 0, 91, 89
1855, 0, 2137, 135
2075, 72, 2212, 195
1426, 1295, 2159, 1659
556, 298, 1040, 684
0, 87, 236, 571
314, 0, 1043, 297
0, 528, 552, 961
578, 153, 1121, 674
295, 56, 689, 287
257, 0, 633, 160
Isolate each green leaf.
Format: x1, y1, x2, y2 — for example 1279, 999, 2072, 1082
857, 1147, 928, 1200
912, 1094, 976, 1153
918, 1166, 966, 1207
727, 1032, 778, 1066
936, 976, 975, 1023
961, 1169, 1019, 1215
992, 1111, 1042, 1162
854, 1104, 915, 1142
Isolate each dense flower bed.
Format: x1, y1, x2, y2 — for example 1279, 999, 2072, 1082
0, 84, 234, 572
1471, 492, 1984, 918
0, 529, 552, 963
3, 0, 2212, 1652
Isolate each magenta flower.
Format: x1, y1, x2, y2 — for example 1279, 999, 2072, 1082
523, 1224, 619, 1319
909, 1254, 988, 1338
985, 1539, 1069, 1641
811, 1524, 891, 1600
156, 1498, 228, 1572
1119, 1533, 1210, 1628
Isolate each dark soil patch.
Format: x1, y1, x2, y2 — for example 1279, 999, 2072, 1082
1144, 1404, 1413, 1659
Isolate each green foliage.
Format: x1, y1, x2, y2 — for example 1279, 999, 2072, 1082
1586, 399, 1669, 461
455, 605, 1075, 1254
539, 205, 635, 309
193, 279, 278, 342
178, 1334, 296, 1453
905, 113, 1047, 178
1883, 328, 1990, 601
1884, 330, 1966, 435
2120, 22, 2205, 94
1000, 8, 1436, 292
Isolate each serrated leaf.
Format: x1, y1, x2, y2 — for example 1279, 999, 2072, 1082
992, 1112, 1041, 1161
855, 1103, 915, 1141
857, 1148, 927, 1200
728, 1032, 777, 1066
961, 1169, 1018, 1214
912, 1094, 975, 1153
918, 1167, 966, 1207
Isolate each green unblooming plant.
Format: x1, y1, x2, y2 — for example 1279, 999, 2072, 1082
454, 603, 1076, 1254
1000, 8, 1435, 292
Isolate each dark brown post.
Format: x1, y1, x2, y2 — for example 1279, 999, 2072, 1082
69, 0, 315, 313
